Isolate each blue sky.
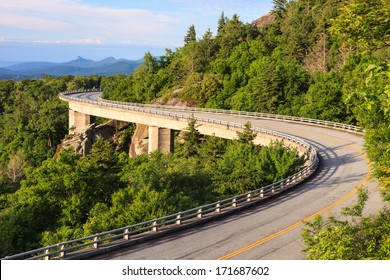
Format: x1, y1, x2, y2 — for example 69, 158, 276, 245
0, 0, 273, 62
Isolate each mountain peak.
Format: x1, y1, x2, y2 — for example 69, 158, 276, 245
251, 12, 276, 28
72, 56, 93, 62
100, 56, 117, 62
1, 56, 143, 80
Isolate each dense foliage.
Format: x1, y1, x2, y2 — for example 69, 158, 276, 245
0, 76, 101, 192
300, 0, 390, 260
302, 188, 390, 259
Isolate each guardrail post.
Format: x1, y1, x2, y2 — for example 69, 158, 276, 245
232, 197, 237, 207
59, 245, 66, 258
123, 229, 130, 240
152, 220, 158, 232
93, 237, 99, 249
197, 208, 203, 218
216, 202, 221, 213
176, 213, 181, 225
246, 193, 252, 202
44, 249, 50, 260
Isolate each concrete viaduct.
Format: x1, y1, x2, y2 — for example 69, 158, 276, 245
60, 90, 309, 156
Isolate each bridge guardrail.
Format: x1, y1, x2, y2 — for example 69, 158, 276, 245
97, 95, 362, 134
61, 89, 362, 134
3, 89, 360, 260
59, 89, 362, 134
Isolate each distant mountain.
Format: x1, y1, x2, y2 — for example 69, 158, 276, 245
0, 57, 143, 80
61, 56, 95, 68
0, 67, 39, 80
0, 61, 22, 68
6, 61, 58, 72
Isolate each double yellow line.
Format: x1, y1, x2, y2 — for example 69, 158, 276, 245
218, 133, 372, 260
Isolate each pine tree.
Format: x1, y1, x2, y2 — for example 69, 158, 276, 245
180, 117, 203, 157
143, 51, 158, 73
184, 24, 197, 45
272, 0, 288, 17
197, 29, 216, 72
236, 122, 257, 145
217, 12, 227, 34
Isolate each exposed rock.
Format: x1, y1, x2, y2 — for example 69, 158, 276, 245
56, 124, 95, 156
164, 97, 197, 107
251, 12, 276, 28
154, 87, 198, 107
173, 88, 183, 95
129, 124, 149, 158
56, 120, 132, 157
128, 96, 196, 157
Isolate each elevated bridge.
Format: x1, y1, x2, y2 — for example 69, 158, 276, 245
60, 90, 313, 155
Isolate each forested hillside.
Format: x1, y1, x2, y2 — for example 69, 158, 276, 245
0, 0, 389, 259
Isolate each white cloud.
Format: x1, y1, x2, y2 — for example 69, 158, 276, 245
0, 0, 182, 45
68, 37, 103, 44
0, 0, 273, 49
0, 14, 73, 31
173, 0, 272, 18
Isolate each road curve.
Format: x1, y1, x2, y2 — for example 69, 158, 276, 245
65, 91, 377, 260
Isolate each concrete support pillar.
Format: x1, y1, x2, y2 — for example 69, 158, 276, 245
148, 127, 174, 154
69, 110, 91, 134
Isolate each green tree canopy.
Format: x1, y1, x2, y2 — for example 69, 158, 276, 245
184, 24, 197, 45
178, 117, 203, 157
236, 122, 257, 145
329, 0, 390, 51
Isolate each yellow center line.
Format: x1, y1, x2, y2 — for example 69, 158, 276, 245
218, 128, 372, 260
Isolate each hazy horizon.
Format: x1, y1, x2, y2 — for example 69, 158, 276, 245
0, 42, 168, 64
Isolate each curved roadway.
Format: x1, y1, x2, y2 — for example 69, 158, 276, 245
66, 91, 380, 260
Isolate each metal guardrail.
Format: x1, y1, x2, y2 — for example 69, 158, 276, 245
2, 89, 361, 260
96, 95, 362, 134
61, 89, 362, 134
